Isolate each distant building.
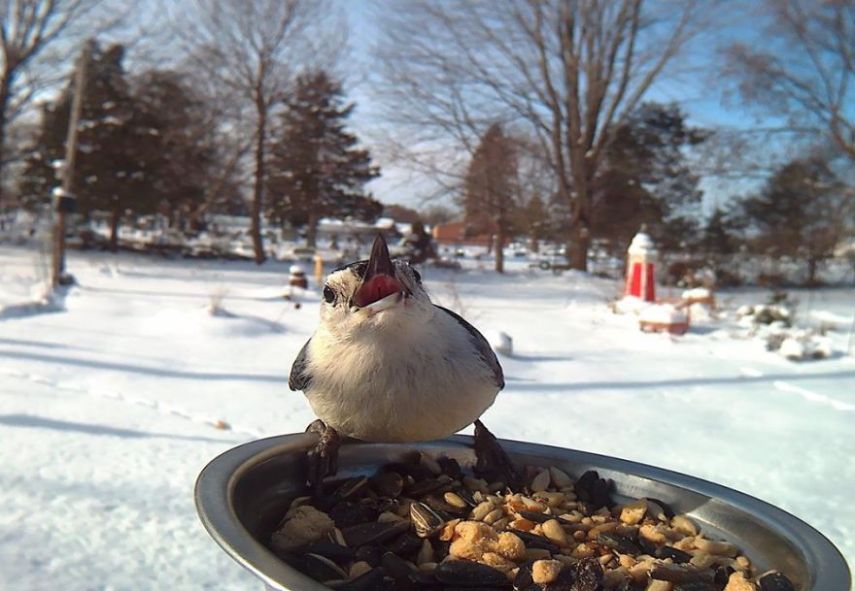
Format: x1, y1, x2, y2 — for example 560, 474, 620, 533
317, 217, 401, 243
432, 220, 493, 246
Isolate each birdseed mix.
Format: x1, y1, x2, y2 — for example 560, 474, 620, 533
267, 451, 797, 591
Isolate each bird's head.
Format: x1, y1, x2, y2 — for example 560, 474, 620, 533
319, 234, 433, 339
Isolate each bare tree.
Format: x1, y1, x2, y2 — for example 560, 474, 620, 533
726, 0, 855, 163
375, 0, 712, 270
0, 0, 113, 207
177, 0, 341, 264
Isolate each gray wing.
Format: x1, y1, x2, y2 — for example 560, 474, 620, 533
435, 305, 504, 389
289, 339, 313, 391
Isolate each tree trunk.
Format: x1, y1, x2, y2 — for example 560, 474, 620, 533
0, 72, 13, 210
250, 99, 267, 265
306, 212, 318, 248
569, 171, 593, 271
807, 257, 818, 286
495, 225, 505, 273
570, 223, 590, 271
109, 202, 121, 252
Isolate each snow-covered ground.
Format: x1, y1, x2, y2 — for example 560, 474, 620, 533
1, 244, 853, 590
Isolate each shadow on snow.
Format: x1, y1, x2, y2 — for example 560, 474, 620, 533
0, 413, 240, 444
505, 370, 855, 392
0, 349, 286, 383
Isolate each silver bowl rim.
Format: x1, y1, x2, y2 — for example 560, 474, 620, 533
195, 433, 851, 591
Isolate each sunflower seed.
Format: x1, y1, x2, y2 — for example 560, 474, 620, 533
302, 553, 348, 582
434, 560, 510, 587
410, 501, 445, 538
341, 520, 410, 547
444, 492, 468, 509
370, 471, 404, 497
419, 452, 443, 475
758, 571, 796, 591
416, 538, 434, 565
335, 476, 369, 499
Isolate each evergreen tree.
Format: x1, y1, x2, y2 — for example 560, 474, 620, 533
701, 207, 744, 258
75, 44, 161, 248
19, 48, 230, 247
19, 43, 162, 249
132, 69, 224, 231
461, 123, 520, 273
593, 102, 707, 253
521, 194, 548, 253
382, 203, 422, 224
739, 156, 850, 285
17, 101, 65, 214
266, 71, 380, 247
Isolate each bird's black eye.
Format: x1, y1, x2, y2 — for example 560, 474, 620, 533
323, 286, 335, 304
411, 267, 421, 284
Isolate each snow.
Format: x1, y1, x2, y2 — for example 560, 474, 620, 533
638, 303, 688, 324
682, 287, 712, 300
1, 244, 854, 590
488, 331, 513, 357
628, 231, 656, 256
780, 337, 806, 360
614, 295, 648, 314
776, 331, 834, 362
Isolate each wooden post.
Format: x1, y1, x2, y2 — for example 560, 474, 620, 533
314, 254, 324, 287
51, 40, 93, 288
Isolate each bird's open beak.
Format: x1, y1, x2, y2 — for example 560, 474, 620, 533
352, 234, 404, 311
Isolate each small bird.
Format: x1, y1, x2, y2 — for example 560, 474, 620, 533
290, 234, 515, 487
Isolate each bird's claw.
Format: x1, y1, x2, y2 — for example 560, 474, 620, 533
305, 420, 341, 496
473, 419, 520, 489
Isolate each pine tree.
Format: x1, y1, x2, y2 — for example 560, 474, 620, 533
740, 157, 850, 285
132, 69, 224, 231
76, 43, 162, 248
701, 207, 744, 258
19, 47, 228, 248
19, 43, 163, 249
593, 102, 706, 253
522, 194, 548, 253
17, 99, 65, 213
462, 123, 520, 273
266, 71, 380, 247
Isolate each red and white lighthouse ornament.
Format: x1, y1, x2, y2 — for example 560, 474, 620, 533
625, 229, 656, 302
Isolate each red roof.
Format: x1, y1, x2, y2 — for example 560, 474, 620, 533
432, 221, 493, 246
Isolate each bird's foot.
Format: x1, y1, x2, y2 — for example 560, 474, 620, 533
473, 419, 520, 489
305, 419, 341, 496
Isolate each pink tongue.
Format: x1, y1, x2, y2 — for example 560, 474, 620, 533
353, 276, 401, 307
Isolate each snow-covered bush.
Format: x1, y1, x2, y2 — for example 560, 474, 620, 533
765, 328, 833, 361
738, 291, 797, 328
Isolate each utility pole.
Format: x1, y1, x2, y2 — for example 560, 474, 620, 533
51, 40, 94, 288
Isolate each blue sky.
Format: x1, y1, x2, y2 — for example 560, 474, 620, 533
340, 1, 792, 216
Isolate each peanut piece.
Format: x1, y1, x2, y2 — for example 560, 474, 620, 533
672, 515, 698, 536
531, 470, 551, 492
542, 519, 569, 547
532, 560, 563, 584
724, 571, 757, 591
549, 466, 574, 488
620, 499, 648, 525
349, 561, 372, 579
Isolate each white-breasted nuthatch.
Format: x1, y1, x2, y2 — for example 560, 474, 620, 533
290, 235, 513, 485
